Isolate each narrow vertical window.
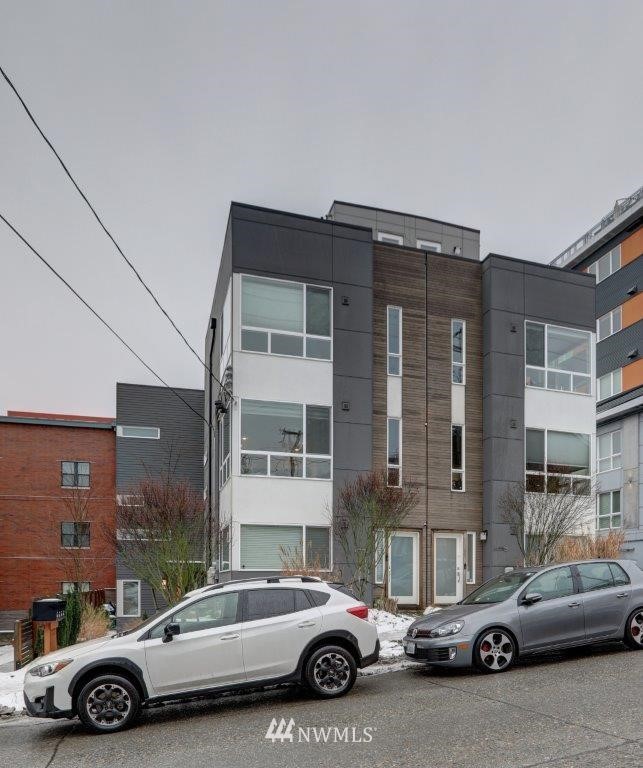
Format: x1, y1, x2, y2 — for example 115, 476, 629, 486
452, 320, 465, 383
374, 530, 385, 584
451, 424, 464, 491
387, 417, 401, 486
387, 307, 402, 375
465, 532, 476, 584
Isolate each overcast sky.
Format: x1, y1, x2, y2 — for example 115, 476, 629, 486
1, 0, 641, 417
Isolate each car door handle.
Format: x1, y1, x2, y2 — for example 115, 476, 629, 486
616, 592, 628, 599
297, 620, 316, 628
567, 602, 581, 608
220, 633, 240, 641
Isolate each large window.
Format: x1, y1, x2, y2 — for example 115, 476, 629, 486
387, 417, 401, 486
387, 306, 402, 375
61, 581, 90, 594
241, 275, 331, 360
240, 524, 330, 570
598, 369, 622, 401
218, 409, 231, 488
61, 522, 90, 548
117, 579, 140, 618
525, 429, 591, 494
597, 430, 621, 473
597, 307, 622, 342
452, 320, 465, 384
240, 400, 331, 479
587, 245, 621, 283
597, 491, 621, 530
452, 424, 465, 491
525, 322, 591, 394
61, 461, 90, 488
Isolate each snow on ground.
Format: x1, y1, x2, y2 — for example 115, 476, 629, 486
0, 666, 25, 715
367, 609, 414, 666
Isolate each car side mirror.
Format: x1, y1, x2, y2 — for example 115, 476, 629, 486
162, 622, 180, 643
523, 592, 543, 605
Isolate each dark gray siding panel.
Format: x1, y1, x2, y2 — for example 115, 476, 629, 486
596, 259, 643, 316
524, 274, 595, 330
597, 320, 643, 377
116, 383, 204, 492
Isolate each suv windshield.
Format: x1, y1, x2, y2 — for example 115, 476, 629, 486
462, 571, 536, 605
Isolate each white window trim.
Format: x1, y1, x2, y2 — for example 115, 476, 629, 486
377, 232, 404, 245
387, 305, 402, 376
598, 369, 623, 401
597, 490, 621, 530
587, 245, 621, 284
597, 429, 622, 473
116, 579, 141, 618
239, 524, 333, 572
451, 424, 465, 492
417, 239, 441, 252
597, 306, 622, 342
525, 428, 592, 494
239, 399, 332, 481
116, 425, 160, 440
525, 321, 593, 396
387, 417, 402, 487
240, 274, 333, 362
451, 319, 466, 385
465, 532, 476, 584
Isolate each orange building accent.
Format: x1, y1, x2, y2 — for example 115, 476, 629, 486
622, 291, 643, 329
621, 226, 643, 266
622, 358, 643, 393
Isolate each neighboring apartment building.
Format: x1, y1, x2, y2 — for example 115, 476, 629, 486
115, 383, 204, 622
551, 185, 643, 565
0, 411, 116, 631
205, 201, 596, 608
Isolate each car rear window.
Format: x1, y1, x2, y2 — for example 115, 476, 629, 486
307, 590, 331, 606
608, 562, 630, 586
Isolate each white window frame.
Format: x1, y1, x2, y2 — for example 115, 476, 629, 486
417, 239, 441, 252
377, 232, 403, 245
117, 579, 141, 618
525, 428, 591, 495
525, 321, 592, 396
387, 306, 402, 376
387, 417, 402, 487
597, 306, 622, 342
587, 245, 621, 283
239, 399, 332, 480
597, 429, 622, 473
240, 274, 333, 361
451, 424, 465, 492
239, 524, 332, 571
597, 490, 621, 530
218, 409, 231, 489
451, 319, 466, 384
219, 526, 231, 572
116, 425, 160, 440
598, 369, 622, 401
465, 532, 476, 584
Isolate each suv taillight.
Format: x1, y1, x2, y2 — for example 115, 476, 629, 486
346, 604, 369, 620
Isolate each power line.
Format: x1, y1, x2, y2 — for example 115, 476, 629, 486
0, 63, 231, 400
0, 212, 214, 435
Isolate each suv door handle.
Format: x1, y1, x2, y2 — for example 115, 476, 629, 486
567, 602, 581, 608
297, 620, 316, 628
616, 592, 628, 598
220, 633, 240, 641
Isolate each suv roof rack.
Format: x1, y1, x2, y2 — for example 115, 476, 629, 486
203, 575, 323, 592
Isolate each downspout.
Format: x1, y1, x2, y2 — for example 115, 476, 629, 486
206, 317, 217, 571
424, 252, 430, 607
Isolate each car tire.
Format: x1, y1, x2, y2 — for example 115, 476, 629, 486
304, 645, 357, 698
473, 629, 516, 674
624, 608, 643, 650
77, 674, 141, 734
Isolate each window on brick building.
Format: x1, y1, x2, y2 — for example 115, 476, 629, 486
61, 581, 90, 594
61, 461, 90, 488
61, 522, 90, 548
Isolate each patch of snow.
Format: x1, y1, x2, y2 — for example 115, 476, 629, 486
423, 605, 443, 616
0, 666, 26, 715
369, 609, 414, 636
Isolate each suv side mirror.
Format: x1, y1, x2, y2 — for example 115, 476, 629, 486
162, 622, 181, 643
522, 592, 543, 605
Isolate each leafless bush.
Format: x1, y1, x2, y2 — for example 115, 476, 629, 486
553, 530, 625, 562
77, 602, 111, 642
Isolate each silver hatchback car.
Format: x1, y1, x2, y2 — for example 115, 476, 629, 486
404, 559, 643, 673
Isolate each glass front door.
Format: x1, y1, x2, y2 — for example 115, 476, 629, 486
434, 533, 464, 604
388, 531, 419, 605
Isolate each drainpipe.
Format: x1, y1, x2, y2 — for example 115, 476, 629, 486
424, 252, 430, 607
206, 318, 216, 572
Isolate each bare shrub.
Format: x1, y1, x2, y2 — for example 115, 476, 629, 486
554, 530, 625, 563
77, 602, 111, 642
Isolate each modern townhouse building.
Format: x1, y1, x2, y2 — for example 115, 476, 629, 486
205, 201, 596, 608
551, 185, 643, 565
115, 383, 204, 622
0, 411, 116, 631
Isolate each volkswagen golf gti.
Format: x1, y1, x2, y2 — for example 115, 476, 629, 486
403, 559, 643, 672
23, 576, 379, 733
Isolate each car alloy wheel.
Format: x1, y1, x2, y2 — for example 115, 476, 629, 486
478, 631, 514, 672
625, 609, 643, 649
314, 652, 351, 692
86, 682, 131, 726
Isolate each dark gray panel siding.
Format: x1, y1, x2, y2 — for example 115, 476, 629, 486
597, 320, 643, 377
595, 259, 643, 317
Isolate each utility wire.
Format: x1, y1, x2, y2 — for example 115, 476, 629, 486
0, 63, 231, 400
0, 212, 215, 434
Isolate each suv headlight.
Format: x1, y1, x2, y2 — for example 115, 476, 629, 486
29, 659, 73, 677
429, 621, 464, 638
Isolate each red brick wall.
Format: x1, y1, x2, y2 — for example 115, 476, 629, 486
0, 422, 116, 611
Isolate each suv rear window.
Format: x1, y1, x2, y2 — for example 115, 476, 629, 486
307, 590, 331, 606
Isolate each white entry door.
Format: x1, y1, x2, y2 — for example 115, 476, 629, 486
434, 533, 464, 604
388, 531, 419, 605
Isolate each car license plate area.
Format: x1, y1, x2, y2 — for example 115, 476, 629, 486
405, 641, 415, 654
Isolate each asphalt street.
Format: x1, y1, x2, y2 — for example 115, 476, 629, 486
1, 642, 642, 768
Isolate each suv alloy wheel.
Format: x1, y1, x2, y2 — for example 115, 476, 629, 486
77, 674, 141, 733
304, 645, 357, 697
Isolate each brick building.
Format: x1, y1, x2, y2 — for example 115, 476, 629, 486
0, 411, 116, 629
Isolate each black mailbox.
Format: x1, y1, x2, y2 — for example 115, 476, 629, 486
32, 598, 66, 622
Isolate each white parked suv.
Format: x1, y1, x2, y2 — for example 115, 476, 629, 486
23, 576, 379, 733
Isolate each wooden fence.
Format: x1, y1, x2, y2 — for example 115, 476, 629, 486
13, 618, 34, 670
